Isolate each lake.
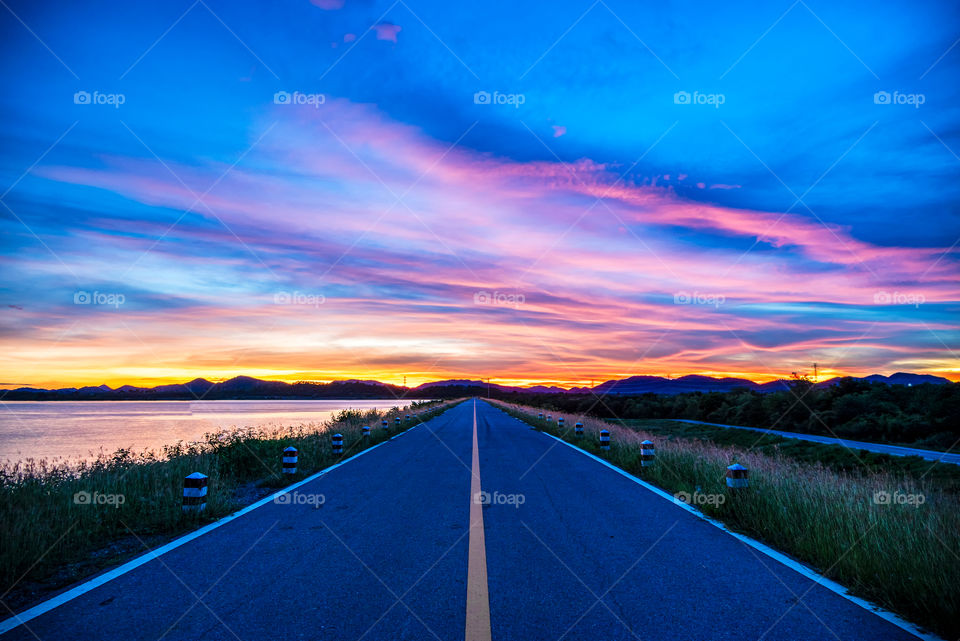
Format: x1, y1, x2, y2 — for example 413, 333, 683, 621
0, 399, 402, 464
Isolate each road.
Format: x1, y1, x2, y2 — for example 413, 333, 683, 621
675, 419, 960, 466
0, 400, 925, 640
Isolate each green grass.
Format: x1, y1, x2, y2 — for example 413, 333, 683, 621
0, 399, 463, 610
611, 418, 960, 491
492, 400, 960, 640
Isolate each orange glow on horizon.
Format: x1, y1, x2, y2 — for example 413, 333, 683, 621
4, 367, 957, 391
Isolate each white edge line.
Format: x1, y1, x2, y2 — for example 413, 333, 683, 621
0, 419, 435, 635
534, 429, 943, 641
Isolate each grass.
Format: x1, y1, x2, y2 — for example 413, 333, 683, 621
491, 399, 960, 640
611, 418, 960, 491
0, 399, 463, 611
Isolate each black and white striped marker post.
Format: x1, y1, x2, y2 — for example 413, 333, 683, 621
557, 417, 564, 428
575, 422, 583, 437
726, 464, 749, 488
382, 419, 389, 433
182, 472, 208, 512
282, 447, 298, 474
599, 429, 610, 450
395, 417, 401, 429
538, 412, 544, 420
332, 433, 344, 456
362, 426, 370, 439
640, 440, 655, 467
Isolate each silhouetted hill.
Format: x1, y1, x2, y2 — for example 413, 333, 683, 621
862, 372, 950, 386
3, 376, 406, 401
2, 372, 951, 401
415, 379, 486, 389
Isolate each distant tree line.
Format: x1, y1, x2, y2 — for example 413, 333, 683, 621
1, 380, 412, 401
476, 379, 960, 449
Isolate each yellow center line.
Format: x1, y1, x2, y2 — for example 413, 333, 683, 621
466, 399, 492, 641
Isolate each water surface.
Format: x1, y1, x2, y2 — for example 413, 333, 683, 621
0, 399, 400, 464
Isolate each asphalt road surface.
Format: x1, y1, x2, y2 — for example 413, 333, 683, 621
675, 419, 960, 466
1, 400, 923, 640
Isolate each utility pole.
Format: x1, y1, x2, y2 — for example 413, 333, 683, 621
813, 363, 818, 383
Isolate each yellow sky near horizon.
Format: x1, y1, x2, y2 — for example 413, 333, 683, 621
3, 366, 958, 391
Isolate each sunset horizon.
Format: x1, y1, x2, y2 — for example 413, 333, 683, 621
5, 366, 959, 392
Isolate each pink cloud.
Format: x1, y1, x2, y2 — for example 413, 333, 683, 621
343, 33, 356, 43
372, 22, 401, 43
41, 98, 957, 300
27, 98, 959, 386
310, 0, 345, 9
552, 125, 566, 138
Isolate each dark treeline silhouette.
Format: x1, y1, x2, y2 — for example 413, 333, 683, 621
460, 378, 960, 449
2, 377, 412, 401
7, 375, 958, 449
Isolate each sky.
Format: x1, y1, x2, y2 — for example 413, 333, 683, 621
0, 0, 958, 388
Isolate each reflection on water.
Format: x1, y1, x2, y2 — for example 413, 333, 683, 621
0, 400, 399, 463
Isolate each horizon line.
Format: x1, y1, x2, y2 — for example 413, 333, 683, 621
3, 369, 957, 392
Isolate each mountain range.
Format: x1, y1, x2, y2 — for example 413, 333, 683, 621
0, 372, 951, 401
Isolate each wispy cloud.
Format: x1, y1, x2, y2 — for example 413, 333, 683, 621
4, 98, 954, 386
